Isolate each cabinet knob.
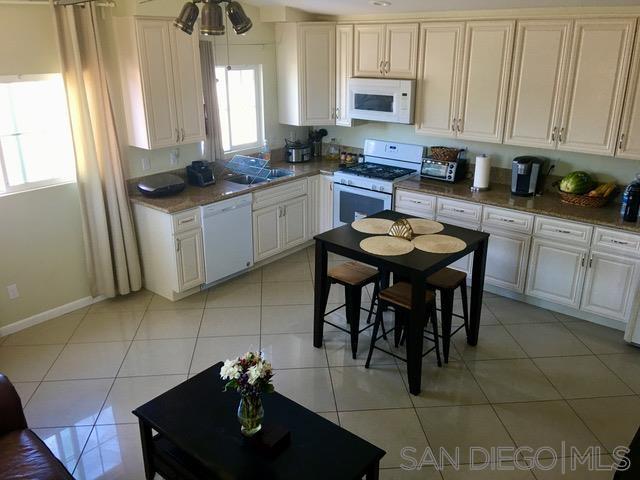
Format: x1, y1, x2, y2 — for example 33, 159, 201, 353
176, 128, 180, 143
559, 127, 564, 143
619, 133, 626, 150
181, 128, 185, 142
551, 126, 557, 142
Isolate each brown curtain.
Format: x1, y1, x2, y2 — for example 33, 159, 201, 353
52, 3, 141, 298
200, 39, 225, 163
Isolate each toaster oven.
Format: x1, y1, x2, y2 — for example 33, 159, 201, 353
421, 157, 468, 183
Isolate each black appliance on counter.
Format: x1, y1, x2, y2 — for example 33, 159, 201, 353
511, 156, 547, 196
137, 173, 185, 198
186, 160, 215, 187
421, 157, 468, 183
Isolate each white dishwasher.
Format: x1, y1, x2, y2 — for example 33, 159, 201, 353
201, 194, 254, 285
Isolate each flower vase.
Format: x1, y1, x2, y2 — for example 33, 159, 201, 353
237, 394, 264, 437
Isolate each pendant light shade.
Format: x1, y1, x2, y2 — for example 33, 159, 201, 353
200, 0, 225, 36
174, 2, 199, 35
226, 1, 252, 35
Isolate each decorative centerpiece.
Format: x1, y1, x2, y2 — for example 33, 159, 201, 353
388, 218, 414, 240
220, 352, 274, 437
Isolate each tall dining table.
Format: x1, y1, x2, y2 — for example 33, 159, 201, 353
313, 210, 490, 395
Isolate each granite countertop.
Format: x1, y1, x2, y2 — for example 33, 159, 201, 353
396, 176, 640, 234
129, 155, 342, 214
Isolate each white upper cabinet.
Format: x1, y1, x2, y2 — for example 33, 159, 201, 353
354, 23, 418, 78
115, 17, 205, 150
277, 22, 336, 126
354, 24, 386, 77
558, 18, 636, 155
415, 22, 464, 137
336, 24, 354, 126
457, 20, 515, 143
616, 23, 640, 160
504, 19, 572, 149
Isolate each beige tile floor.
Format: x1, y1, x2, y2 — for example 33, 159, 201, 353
1, 245, 639, 479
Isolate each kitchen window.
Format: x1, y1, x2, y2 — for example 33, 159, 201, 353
215, 65, 264, 153
0, 74, 75, 195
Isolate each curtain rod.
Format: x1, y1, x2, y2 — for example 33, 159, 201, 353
0, 0, 115, 6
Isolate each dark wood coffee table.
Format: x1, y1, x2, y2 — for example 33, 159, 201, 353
132, 362, 385, 479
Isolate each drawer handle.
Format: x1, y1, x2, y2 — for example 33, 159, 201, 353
452, 208, 466, 213
498, 217, 516, 223
179, 217, 195, 225
610, 239, 629, 245
411, 200, 424, 204
554, 229, 571, 234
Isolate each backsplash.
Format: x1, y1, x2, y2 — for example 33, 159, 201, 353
322, 123, 640, 185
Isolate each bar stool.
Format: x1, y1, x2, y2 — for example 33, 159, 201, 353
323, 261, 380, 359
426, 268, 469, 363
365, 282, 442, 368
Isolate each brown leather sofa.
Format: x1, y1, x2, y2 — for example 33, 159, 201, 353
0, 374, 73, 479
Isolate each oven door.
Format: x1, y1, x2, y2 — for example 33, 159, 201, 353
333, 183, 392, 227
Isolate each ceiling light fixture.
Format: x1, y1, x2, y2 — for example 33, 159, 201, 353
369, 0, 392, 6
174, 0, 253, 36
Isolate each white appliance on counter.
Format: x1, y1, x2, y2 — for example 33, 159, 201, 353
201, 194, 253, 285
348, 78, 415, 124
333, 139, 425, 227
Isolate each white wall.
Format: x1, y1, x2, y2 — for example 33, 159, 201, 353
322, 123, 640, 185
0, 5, 90, 329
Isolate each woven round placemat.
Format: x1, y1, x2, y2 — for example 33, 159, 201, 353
351, 218, 395, 234
412, 234, 466, 254
407, 218, 445, 235
359, 236, 415, 256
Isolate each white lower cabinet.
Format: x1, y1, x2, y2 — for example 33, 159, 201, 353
253, 204, 282, 262
307, 175, 320, 238
319, 175, 334, 233
282, 196, 308, 250
580, 251, 640, 322
483, 226, 531, 293
435, 216, 478, 276
175, 229, 205, 292
526, 238, 587, 308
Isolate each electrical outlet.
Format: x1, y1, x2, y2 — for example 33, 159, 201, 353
141, 157, 150, 171
170, 149, 179, 166
7, 284, 19, 300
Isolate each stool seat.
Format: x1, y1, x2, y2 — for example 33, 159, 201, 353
426, 267, 467, 290
379, 282, 436, 311
328, 261, 379, 287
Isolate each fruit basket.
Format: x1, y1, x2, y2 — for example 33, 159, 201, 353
554, 181, 618, 208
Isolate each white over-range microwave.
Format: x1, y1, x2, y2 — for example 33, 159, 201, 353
348, 78, 415, 124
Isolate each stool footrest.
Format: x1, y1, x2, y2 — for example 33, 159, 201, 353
323, 319, 374, 335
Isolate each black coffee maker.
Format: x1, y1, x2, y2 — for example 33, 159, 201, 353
186, 160, 215, 187
511, 156, 546, 197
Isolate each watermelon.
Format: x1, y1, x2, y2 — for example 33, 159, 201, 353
559, 171, 594, 195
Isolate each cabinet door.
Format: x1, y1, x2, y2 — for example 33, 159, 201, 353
354, 24, 386, 77
458, 20, 515, 143
483, 227, 531, 293
526, 238, 587, 308
385, 23, 419, 79
336, 24, 353, 126
558, 18, 636, 155
319, 175, 334, 233
307, 176, 320, 238
581, 252, 640, 322
616, 24, 640, 160
435, 216, 477, 277
170, 26, 206, 144
299, 23, 336, 125
282, 196, 309, 250
415, 22, 464, 138
253, 205, 281, 262
504, 20, 572, 149
175, 229, 205, 292
136, 19, 179, 149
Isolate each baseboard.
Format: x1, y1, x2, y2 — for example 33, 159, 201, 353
0, 295, 106, 337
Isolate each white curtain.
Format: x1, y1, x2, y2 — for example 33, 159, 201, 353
52, 3, 142, 298
200, 40, 225, 163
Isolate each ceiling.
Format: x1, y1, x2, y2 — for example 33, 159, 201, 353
246, 0, 640, 16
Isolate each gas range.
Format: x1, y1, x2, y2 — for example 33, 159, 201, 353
332, 139, 426, 227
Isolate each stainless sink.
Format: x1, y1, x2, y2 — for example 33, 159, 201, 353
226, 175, 269, 185
267, 168, 294, 179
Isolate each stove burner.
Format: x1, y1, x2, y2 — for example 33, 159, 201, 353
339, 162, 416, 181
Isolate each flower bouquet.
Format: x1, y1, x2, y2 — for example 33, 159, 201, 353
220, 352, 274, 437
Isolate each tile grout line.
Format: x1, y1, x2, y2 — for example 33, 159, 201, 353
70, 292, 153, 476
185, 296, 208, 378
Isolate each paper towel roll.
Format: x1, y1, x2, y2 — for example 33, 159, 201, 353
473, 154, 491, 190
